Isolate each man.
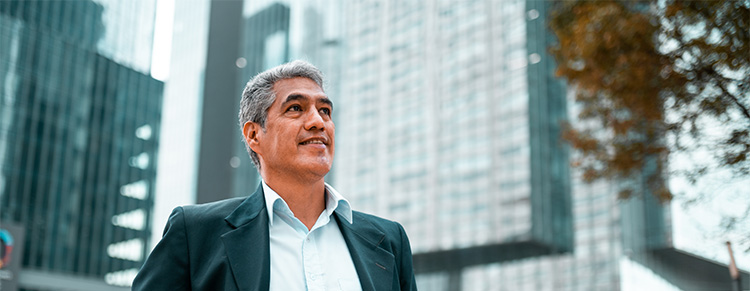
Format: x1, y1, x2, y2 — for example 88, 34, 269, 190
133, 60, 417, 291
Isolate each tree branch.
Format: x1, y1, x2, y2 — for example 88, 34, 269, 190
707, 67, 750, 122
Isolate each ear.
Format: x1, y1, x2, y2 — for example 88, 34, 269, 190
243, 121, 262, 154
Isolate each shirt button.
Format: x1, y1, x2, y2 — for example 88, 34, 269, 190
306, 238, 311, 242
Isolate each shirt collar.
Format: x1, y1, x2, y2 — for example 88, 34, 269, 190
262, 180, 353, 226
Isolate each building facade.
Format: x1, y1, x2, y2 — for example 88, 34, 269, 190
332, 0, 746, 290
333, 0, 575, 289
0, 1, 162, 290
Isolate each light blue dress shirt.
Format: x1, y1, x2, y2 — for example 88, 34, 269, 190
262, 181, 363, 291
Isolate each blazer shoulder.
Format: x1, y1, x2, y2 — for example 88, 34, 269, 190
352, 210, 399, 226
180, 196, 247, 223
351, 210, 405, 236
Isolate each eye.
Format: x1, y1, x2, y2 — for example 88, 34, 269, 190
287, 104, 302, 112
319, 107, 331, 116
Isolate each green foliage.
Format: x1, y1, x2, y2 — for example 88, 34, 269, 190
550, 0, 750, 202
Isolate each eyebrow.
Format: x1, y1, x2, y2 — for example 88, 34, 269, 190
283, 94, 334, 109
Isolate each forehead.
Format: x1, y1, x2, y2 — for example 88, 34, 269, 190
272, 77, 325, 100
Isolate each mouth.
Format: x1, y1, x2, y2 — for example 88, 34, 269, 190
299, 137, 328, 146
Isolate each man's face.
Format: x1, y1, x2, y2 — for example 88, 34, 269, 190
247, 77, 335, 180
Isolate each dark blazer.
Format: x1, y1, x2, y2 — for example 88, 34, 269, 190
132, 185, 418, 291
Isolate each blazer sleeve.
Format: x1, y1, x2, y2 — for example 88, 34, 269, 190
397, 222, 418, 290
132, 207, 192, 290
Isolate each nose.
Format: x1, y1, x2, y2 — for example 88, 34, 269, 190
304, 109, 325, 131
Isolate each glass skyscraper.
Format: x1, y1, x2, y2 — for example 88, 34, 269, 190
333, 0, 572, 289
0, 1, 162, 290
330, 0, 744, 290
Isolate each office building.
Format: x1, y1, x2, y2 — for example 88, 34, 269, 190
334, 0, 572, 288
0, 1, 162, 290
332, 0, 747, 290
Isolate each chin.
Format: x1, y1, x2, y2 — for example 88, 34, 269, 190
310, 163, 332, 175
309, 163, 333, 176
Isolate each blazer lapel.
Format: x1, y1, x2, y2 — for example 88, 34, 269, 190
222, 185, 270, 291
335, 213, 395, 291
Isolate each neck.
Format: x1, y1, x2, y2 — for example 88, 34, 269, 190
261, 171, 326, 231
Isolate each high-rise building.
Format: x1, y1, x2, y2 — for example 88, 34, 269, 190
193, 0, 245, 204
332, 0, 748, 290
0, 1, 162, 290
193, 0, 290, 205
334, 0, 571, 288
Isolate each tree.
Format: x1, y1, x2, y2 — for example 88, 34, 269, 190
549, 0, 749, 245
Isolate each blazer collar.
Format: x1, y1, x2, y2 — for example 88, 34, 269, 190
222, 185, 270, 291
335, 213, 394, 291
224, 184, 266, 228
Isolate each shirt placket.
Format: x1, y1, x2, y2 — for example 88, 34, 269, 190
302, 233, 325, 291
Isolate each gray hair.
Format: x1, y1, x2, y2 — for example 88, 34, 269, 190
239, 60, 325, 169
